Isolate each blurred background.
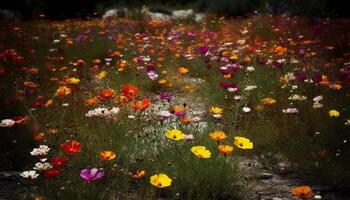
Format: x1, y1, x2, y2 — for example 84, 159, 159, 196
0, 0, 349, 20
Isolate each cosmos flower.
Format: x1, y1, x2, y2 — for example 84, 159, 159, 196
165, 129, 185, 141
80, 168, 104, 182
0, 119, 16, 127
30, 145, 50, 156
121, 84, 139, 99
191, 146, 211, 158
129, 169, 146, 180
99, 88, 115, 100
291, 186, 314, 199
43, 169, 61, 178
150, 173, 172, 188
33, 162, 52, 171
50, 156, 69, 167
282, 108, 299, 114
20, 170, 39, 179
100, 151, 117, 161
60, 140, 80, 156
233, 137, 253, 149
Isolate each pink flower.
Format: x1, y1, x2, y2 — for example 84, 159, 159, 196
184, 134, 194, 141
282, 108, 299, 114
80, 168, 104, 182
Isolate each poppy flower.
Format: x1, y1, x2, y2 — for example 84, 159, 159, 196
233, 137, 253, 149
191, 146, 211, 158
291, 186, 314, 199
100, 151, 117, 161
99, 88, 115, 100
129, 98, 151, 111
50, 156, 69, 167
80, 168, 104, 182
43, 169, 61, 178
218, 144, 234, 155
60, 140, 80, 156
129, 169, 146, 180
209, 131, 227, 141
165, 129, 185, 141
150, 173, 172, 188
121, 84, 139, 100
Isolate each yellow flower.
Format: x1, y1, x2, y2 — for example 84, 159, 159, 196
209, 131, 227, 141
67, 77, 80, 84
165, 129, 185, 141
218, 144, 234, 155
100, 150, 117, 161
158, 79, 167, 84
233, 136, 253, 149
191, 146, 211, 158
150, 173, 172, 188
329, 110, 340, 117
178, 67, 189, 75
209, 106, 223, 114
96, 71, 108, 80
55, 86, 72, 97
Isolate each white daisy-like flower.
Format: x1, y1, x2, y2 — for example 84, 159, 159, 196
30, 145, 50, 156
244, 85, 257, 91
213, 114, 222, 119
246, 66, 255, 72
234, 95, 241, 100
242, 107, 251, 113
20, 170, 39, 179
33, 162, 52, 171
0, 119, 16, 127
313, 95, 323, 102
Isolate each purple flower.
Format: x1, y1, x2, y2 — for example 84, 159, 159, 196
295, 72, 307, 82
198, 46, 210, 55
160, 92, 172, 102
80, 168, 104, 182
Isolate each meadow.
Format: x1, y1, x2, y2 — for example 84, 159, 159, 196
0, 15, 349, 199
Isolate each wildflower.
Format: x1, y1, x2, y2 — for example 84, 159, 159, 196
184, 134, 194, 141
191, 146, 211, 158
209, 106, 223, 118
96, 71, 108, 80
233, 137, 253, 149
150, 173, 172, 188
329, 110, 340, 117
218, 144, 234, 155
178, 67, 189, 75
80, 168, 104, 182
55, 86, 72, 97
242, 107, 251, 113
180, 117, 192, 125
244, 85, 257, 91
30, 145, 50, 156
99, 88, 115, 100
261, 98, 276, 105
43, 169, 61, 178
291, 186, 314, 199
129, 98, 151, 111
209, 131, 227, 141
60, 140, 80, 156
158, 79, 167, 85
85, 97, 98, 106
50, 156, 69, 167
20, 170, 39, 179
129, 169, 146, 180
158, 110, 172, 120
33, 162, 52, 171
0, 119, 15, 127
160, 92, 172, 102
282, 108, 299, 114
100, 151, 117, 161
67, 77, 80, 84
165, 129, 185, 141
121, 84, 139, 99
246, 66, 255, 72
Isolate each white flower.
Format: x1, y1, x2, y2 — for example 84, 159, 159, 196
282, 108, 299, 114
237, 39, 246, 45
192, 116, 201, 122
33, 162, 52, 171
345, 119, 350, 126
30, 145, 50, 156
244, 85, 257, 91
313, 102, 323, 109
242, 107, 251, 113
128, 115, 136, 119
213, 114, 222, 119
234, 95, 241, 100
20, 170, 39, 179
158, 111, 171, 119
313, 95, 323, 102
0, 119, 16, 127
291, 85, 298, 90
246, 66, 255, 72
288, 94, 307, 101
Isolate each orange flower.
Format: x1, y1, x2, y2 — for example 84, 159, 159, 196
100, 151, 117, 161
60, 140, 80, 156
85, 97, 99, 106
129, 98, 151, 111
218, 144, 233, 155
261, 97, 276, 106
33, 132, 45, 141
121, 84, 139, 99
55, 86, 72, 97
180, 117, 191, 125
76, 59, 86, 67
129, 169, 146, 180
99, 88, 115, 100
291, 186, 314, 199
209, 131, 227, 141
178, 67, 189, 75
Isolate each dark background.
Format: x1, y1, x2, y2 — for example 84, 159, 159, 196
0, 0, 349, 20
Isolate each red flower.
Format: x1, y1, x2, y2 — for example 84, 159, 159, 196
50, 156, 69, 167
60, 140, 80, 156
121, 84, 139, 100
129, 98, 151, 111
44, 169, 61, 178
99, 88, 115, 100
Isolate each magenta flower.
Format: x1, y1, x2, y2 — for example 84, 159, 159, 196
80, 168, 104, 182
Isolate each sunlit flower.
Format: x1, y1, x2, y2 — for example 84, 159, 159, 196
100, 150, 117, 161
60, 140, 80, 156
329, 109, 340, 117
218, 144, 234, 155
80, 168, 104, 182
55, 86, 71, 97
191, 146, 211, 158
233, 136, 253, 149
291, 186, 314, 199
99, 88, 115, 100
129, 169, 146, 180
20, 170, 39, 179
166, 129, 185, 141
121, 84, 139, 99
150, 173, 172, 188
209, 131, 227, 141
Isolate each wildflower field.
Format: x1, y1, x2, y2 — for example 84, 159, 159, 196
1, 15, 350, 199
